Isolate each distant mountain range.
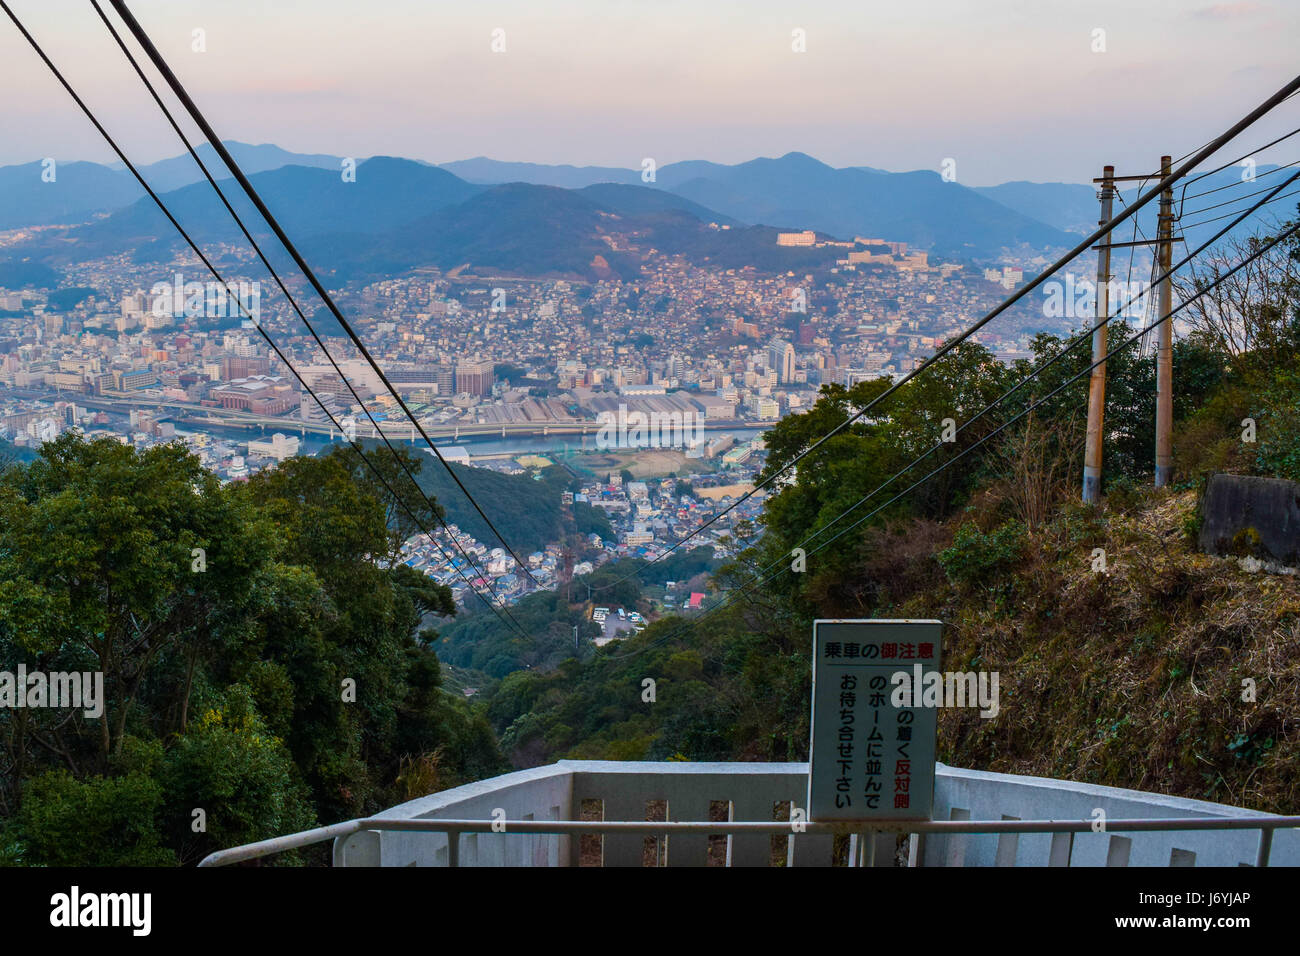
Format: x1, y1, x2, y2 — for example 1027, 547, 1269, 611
0, 142, 345, 230
440, 157, 638, 189
971, 180, 1101, 235
0, 160, 144, 231
1, 142, 1292, 285
432, 152, 1083, 255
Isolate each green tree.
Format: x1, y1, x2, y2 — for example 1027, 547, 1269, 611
0, 435, 266, 768
0, 434, 498, 864
4, 769, 174, 867
160, 687, 316, 866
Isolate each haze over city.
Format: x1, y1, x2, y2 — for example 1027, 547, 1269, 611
2, 0, 1299, 183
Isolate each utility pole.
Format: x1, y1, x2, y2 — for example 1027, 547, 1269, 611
1154, 154, 1175, 488
1083, 165, 1115, 504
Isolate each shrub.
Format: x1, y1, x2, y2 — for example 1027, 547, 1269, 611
8, 770, 175, 867
1104, 475, 1145, 514
1256, 368, 1300, 481
938, 520, 1028, 589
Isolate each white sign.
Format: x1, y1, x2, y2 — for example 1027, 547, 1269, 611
808, 619, 942, 822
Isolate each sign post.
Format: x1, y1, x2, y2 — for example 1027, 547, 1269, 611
808, 619, 943, 836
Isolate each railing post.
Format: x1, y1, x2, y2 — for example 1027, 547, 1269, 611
1048, 832, 1074, 867
447, 828, 460, 868
1255, 828, 1273, 868
908, 833, 926, 867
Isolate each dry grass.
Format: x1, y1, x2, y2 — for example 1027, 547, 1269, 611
896, 489, 1300, 813
394, 751, 443, 802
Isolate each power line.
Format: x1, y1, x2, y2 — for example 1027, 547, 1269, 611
1177, 157, 1300, 209
615, 123, 1300, 657
1112, 174, 1174, 359
1177, 123, 1300, 207
742, 164, 1300, 585
1113, 177, 1156, 332
1156, 97, 1297, 169
606, 171, 1300, 661
611, 214, 1300, 661
86, 0, 529, 637
590, 74, 1300, 593
1107, 154, 1300, 353
107, 0, 543, 589
0, 0, 530, 640
764, 218, 1300, 581
1179, 188, 1300, 232
1180, 165, 1300, 219
94, 8, 1300, 607
20, 2, 1300, 651
1108, 155, 1300, 315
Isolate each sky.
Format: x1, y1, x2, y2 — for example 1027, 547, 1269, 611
1, 0, 1298, 186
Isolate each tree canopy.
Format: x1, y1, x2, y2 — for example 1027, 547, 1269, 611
0, 436, 501, 865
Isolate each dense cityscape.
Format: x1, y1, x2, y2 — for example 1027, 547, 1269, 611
0, 216, 1062, 617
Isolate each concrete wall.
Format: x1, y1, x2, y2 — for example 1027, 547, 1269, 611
1199, 472, 1300, 564
927, 764, 1298, 867
567, 760, 842, 867
334, 760, 1299, 867
334, 764, 574, 867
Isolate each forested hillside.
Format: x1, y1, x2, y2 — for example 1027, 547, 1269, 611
413, 456, 575, 555
330, 440, 583, 555
435, 546, 720, 678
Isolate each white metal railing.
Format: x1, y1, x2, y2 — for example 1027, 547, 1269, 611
200, 814, 1300, 868
197, 761, 1300, 867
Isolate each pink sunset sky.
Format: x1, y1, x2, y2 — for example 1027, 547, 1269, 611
1, 0, 1297, 185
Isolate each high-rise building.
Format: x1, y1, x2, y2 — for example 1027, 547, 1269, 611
248, 432, 301, 461
114, 368, 158, 391
388, 367, 443, 391
455, 358, 494, 397
767, 338, 795, 384
223, 355, 270, 380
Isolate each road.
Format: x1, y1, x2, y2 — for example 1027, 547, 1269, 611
3, 385, 778, 442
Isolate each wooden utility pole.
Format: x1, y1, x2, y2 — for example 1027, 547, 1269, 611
1154, 154, 1175, 488
560, 546, 575, 603
1083, 166, 1115, 504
